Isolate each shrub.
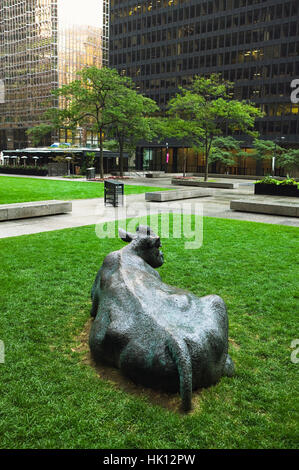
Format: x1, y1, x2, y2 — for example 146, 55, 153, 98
256, 176, 299, 187
280, 177, 299, 187
255, 176, 280, 185
0, 165, 48, 176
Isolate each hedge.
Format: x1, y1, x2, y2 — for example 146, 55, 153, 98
0, 165, 48, 176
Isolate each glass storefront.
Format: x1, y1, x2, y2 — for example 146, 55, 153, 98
138, 146, 283, 176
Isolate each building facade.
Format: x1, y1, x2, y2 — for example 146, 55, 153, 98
0, 0, 108, 151
110, 0, 299, 174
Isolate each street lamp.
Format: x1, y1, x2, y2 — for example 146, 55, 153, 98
21, 156, 28, 167
272, 136, 285, 176
65, 156, 72, 176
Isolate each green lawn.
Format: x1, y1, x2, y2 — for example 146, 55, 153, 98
0, 175, 166, 204
0, 216, 298, 449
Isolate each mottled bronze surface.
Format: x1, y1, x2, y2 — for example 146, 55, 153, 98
89, 225, 234, 411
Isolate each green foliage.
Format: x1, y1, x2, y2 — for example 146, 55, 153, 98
276, 149, 299, 177
0, 165, 48, 176
251, 139, 282, 160
0, 217, 298, 448
162, 74, 263, 180
44, 67, 159, 178
104, 140, 118, 151
79, 152, 95, 175
279, 177, 299, 186
106, 86, 158, 175
209, 136, 242, 166
50, 67, 134, 178
256, 176, 280, 185
256, 176, 299, 187
26, 124, 53, 147
252, 140, 299, 177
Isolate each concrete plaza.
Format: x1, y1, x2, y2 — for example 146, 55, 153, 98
0, 176, 298, 239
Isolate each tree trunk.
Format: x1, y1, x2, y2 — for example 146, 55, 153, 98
99, 130, 104, 179
184, 148, 189, 177
82, 127, 87, 147
119, 142, 124, 177
183, 148, 187, 177
204, 136, 209, 181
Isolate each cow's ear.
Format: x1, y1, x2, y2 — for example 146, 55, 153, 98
154, 237, 161, 248
136, 225, 156, 237
119, 227, 135, 243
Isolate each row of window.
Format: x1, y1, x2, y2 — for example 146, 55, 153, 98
257, 120, 299, 135
111, 22, 299, 51
111, 42, 299, 67
111, 1, 298, 26
112, 0, 266, 11
261, 104, 299, 117
133, 76, 297, 100
119, 61, 299, 83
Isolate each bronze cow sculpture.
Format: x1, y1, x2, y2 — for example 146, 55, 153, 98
89, 225, 234, 411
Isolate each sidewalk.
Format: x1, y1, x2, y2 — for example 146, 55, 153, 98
1, 184, 298, 239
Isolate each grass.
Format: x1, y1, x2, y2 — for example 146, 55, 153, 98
0, 216, 298, 449
0, 175, 167, 204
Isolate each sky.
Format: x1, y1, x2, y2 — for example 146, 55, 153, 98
58, 0, 103, 28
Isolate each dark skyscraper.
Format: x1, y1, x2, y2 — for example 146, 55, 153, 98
110, 0, 299, 174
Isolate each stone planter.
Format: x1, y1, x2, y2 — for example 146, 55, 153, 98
172, 178, 238, 189
255, 183, 299, 197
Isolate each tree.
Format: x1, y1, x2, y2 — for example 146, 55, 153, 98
156, 115, 194, 176
209, 136, 242, 172
51, 67, 133, 178
106, 86, 159, 176
26, 123, 53, 147
276, 148, 299, 177
251, 139, 283, 160
164, 74, 263, 180
251, 139, 299, 177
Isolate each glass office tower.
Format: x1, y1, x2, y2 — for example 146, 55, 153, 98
110, 0, 299, 174
0, 0, 107, 150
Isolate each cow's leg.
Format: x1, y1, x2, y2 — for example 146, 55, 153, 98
223, 354, 234, 377
118, 342, 152, 388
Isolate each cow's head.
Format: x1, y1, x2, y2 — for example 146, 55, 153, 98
119, 225, 164, 268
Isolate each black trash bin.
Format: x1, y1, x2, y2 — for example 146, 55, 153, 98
86, 167, 95, 180
104, 180, 124, 207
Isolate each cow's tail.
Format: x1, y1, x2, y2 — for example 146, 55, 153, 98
166, 335, 192, 412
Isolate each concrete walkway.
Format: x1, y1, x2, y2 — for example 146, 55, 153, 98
1, 181, 298, 239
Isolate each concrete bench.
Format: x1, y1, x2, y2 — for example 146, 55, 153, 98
172, 179, 239, 189
230, 199, 299, 217
0, 200, 72, 221
145, 189, 209, 202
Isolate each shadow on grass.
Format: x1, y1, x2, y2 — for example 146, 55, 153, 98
75, 319, 185, 413
75, 319, 240, 415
